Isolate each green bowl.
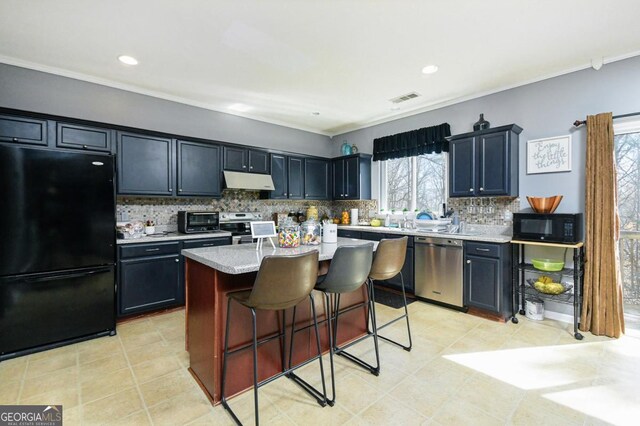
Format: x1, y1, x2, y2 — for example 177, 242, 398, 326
531, 258, 565, 271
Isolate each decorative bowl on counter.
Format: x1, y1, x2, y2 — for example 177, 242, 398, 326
531, 258, 565, 271
370, 218, 382, 227
526, 195, 563, 214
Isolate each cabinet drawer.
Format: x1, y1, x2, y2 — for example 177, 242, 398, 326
56, 122, 112, 152
119, 242, 180, 259
182, 237, 231, 249
361, 231, 384, 241
0, 114, 48, 146
337, 230, 361, 239
465, 242, 500, 257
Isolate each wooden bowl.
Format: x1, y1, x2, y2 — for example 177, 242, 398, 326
526, 195, 563, 214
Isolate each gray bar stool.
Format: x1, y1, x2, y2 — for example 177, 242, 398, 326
368, 236, 412, 351
314, 243, 377, 406
221, 251, 327, 426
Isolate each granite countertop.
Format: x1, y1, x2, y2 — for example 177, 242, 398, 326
182, 237, 378, 275
117, 231, 232, 245
336, 224, 512, 243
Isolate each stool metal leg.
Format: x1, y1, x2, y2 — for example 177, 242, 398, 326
372, 273, 413, 351
221, 298, 243, 426
323, 291, 336, 406
332, 283, 380, 376
251, 308, 259, 426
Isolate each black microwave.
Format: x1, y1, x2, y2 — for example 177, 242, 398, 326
513, 213, 583, 244
178, 211, 220, 233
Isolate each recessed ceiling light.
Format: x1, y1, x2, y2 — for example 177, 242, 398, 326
311, 112, 320, 116
421, 64, 439, 74
118, 55, 138, 66
228, 103, 253, 112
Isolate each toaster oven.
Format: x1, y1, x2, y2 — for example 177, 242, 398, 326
177, 211, 220, 233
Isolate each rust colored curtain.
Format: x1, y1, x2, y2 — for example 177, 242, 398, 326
580, 112, 625, 337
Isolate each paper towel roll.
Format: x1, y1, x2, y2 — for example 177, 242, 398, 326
350, 209, 358, 225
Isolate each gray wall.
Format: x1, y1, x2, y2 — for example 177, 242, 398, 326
332, 55, 640, 213
0, 63, 333, 157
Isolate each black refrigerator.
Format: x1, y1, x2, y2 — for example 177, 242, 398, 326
0, 144, 116, 360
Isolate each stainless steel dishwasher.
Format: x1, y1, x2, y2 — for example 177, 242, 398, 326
414, 236, 464, 308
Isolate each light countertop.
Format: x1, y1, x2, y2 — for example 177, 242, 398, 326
335, 224, 512, 243
117, 231, 232, 245
182, 237, 378, 275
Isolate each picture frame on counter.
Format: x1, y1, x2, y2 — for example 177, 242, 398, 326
526, 135, 572, 174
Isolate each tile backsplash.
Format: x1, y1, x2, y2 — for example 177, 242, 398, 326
446, 197, 520, 226
117, 190, 377, 229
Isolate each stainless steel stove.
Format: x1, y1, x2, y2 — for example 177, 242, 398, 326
219, 212, 264, 244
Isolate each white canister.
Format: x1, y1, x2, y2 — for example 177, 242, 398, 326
525, 298, 544, 321
350, 209, 359, 225
323, 223, 338, 243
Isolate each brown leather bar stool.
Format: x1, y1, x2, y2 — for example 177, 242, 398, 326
221, 251, 327, 426
368, 236, 412, 351
314, 243, 377, 406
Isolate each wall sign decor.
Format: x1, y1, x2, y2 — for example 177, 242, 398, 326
526, 135, 572, 174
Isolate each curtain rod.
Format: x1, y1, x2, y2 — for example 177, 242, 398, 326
573, 112, 640, 127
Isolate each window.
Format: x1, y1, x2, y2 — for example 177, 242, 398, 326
614, 119, 640, 330
380, 153, 446, 214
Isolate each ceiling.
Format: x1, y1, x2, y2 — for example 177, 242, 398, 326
1, 1, 639, 136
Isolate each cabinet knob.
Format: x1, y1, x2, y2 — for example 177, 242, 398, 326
242, 165, 247, 169
82, 145, 88, 149
479, 187, 484, 191
469, 188, 474, 192
340, 194, 344, 197
12, 137, 18, 142
179, 189, 183, 192
284, 192, 287, 196
466, 260, 471, 264
175, 259, 179, 263
305, 193, 308, 197
168, 188, 173, 191
249, 166, 253, 170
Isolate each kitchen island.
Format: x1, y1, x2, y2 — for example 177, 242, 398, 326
181, 237, 378, 405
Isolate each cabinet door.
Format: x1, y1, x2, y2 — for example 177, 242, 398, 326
332, 159, 345, 199
182, 237, 231, 249
0, 114, 48, 146
385, 246, 414, 293
177, 140, 221, 197
464, 254, 500, 312
344, 156, 359, 199
304, 158, 330, 199
449, 137, 476, 197
248, 149, 269, 174
478, 132, 509, 196
118, 254, 181, 316
337, 230, 361, 239
117, 132, 174, 196
223, 146, 247, 172
287, 156, 304, 199
56, 122, 112, 152
269, 154, 288, 199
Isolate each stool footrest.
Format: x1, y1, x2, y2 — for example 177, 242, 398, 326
336, 349, 379, 376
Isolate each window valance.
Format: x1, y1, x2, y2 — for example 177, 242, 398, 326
372, 123, 451, 162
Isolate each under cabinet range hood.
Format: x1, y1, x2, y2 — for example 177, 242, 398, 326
223, 170, 275, 191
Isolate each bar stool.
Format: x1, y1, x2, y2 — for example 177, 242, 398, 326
221, 251, 327, 426
314, 243, 377, 406
368, 237, 412, 351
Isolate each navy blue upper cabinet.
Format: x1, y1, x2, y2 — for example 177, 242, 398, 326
176, 140, 221, 197
287, 156, 305, 199
223, 146, 269, 174
0, 114, 48, 146
117, 132, 175, 196
56, 122, 113, 152
332, 153, 372, 200
304, 158, 330, 199
448, 124, 522, 198
269, 154, 288, 199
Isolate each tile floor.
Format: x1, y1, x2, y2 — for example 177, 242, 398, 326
1, 301, 639, 425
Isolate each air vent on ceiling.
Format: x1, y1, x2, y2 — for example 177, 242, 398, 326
390, 92, 421, 104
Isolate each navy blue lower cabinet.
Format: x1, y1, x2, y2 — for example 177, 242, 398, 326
464, 241, 512, 319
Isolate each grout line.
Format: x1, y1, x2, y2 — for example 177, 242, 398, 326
116, 328, 155, 425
